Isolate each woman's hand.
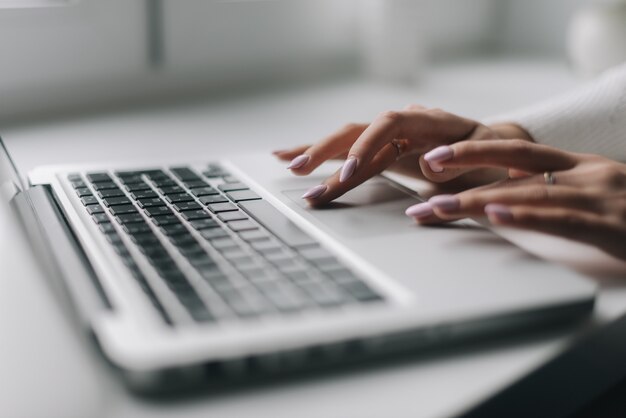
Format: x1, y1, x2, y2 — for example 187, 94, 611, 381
273, 105, 532, 206
405, 140, 626, 260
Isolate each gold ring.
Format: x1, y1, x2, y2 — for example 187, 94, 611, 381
544, 171, 556, 185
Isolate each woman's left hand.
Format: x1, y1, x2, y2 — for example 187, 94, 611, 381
405, 140, 626, 260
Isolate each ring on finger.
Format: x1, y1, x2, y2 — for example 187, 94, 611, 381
544, 171, 556, 185
390, 139, 409, 160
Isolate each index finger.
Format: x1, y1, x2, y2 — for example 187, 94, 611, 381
425, 139, 579, 173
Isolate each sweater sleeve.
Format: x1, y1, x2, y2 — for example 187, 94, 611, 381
483, 62, 626, 162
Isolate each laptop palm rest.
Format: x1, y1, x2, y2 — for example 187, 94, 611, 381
283, 178, 471, 239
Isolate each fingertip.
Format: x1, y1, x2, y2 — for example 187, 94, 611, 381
287, 154, 311, 170
405, 202, 433, 218
485, 203, 514, 224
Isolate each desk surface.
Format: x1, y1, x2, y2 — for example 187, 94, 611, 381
2, 57, 626, 418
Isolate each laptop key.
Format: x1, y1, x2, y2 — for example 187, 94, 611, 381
238, 229, 270, 242
184, 180, 208, 189
123, 223, 152, 235
250, 239, 283, 253
81, 196, 99, 206
75, 188, 92, 197
98, 223, 116, 234
144, 206, 173, 217
152, 178, 177, 188
218, 182, 248, 192
130, 190, 157, 200
209, 237, 239, 251
180, 210, 211, 221
125, 183, 151, 192
159, 185, 185, 195
222, 175, 239, 183
189, 218, 218, 230
228, 220, 258, 232
298, 282, 346, 307
86, 204, 105, 215
217, 210, 248, 222
86, 172, 112, 183
207, 202, 237, 213
226, 190, 261, 202
71, 180, 87, 189
92, 213, 110, 224
131, 234, 161, 247
142, 169, 168, 179
203, 164, 230, 178
136, 197, 165, 208
67, 173, 82, 181
170, 167, 200, 181
98, 189, 125, 198
169, 234, 198, 247
160, 223, 188, 236
199, 228, 229, 240
91, 182, 119, 191
116, 213, 145, 224
151, 214, 180, 226
199, 195, 228, 205
173, 201, 202, 212
165, 193, 194, 203
102, 196, 131, 206
109, 205, 138, 216
191, 187, 219, 197
341, 281, 382, 302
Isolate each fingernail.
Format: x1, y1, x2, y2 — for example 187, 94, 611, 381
339, 156, 358, 183
301, 184, 327, 199
429, 194, 460, 212
485, 204, 513, 223
405, 202, 434, 218
424, 145, 453, 173
287, 154, 310, 169
272, 149, 287, 155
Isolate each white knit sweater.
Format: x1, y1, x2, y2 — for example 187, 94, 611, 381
486, 62, 626, 162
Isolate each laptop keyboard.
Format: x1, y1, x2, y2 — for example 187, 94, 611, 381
67, 164, 384, 326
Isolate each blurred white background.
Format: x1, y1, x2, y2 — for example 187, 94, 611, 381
0, 0, 594, 122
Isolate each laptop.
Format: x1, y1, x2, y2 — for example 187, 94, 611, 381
0, 136, 595, 391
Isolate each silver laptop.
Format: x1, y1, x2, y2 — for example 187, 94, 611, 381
0, 136, 595, 391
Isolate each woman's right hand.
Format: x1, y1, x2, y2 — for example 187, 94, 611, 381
273, 105, 532, 206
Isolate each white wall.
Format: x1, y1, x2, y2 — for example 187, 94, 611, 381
496, 0, 587, 56
0, 1, 146, 116
0, 0, 586, 121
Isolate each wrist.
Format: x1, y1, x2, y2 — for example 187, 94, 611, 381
489, 123, 534, 142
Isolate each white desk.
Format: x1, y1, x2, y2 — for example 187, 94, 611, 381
2, 58, 626, 418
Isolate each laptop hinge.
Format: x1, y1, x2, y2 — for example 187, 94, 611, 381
11, 185, 112, 329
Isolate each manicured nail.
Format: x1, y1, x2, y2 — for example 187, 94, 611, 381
429, 194, 460, 212
287, 154, 310, 169
405, 202, 434, 218
424, 145, 453, 173
301, 184, 327, 199
272, 149, 287, 155
339, 156, 358, 183
485, 204, 513, 223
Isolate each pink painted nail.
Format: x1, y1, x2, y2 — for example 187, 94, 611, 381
405, 202, 434, 218
301, 184, 327, 199
429, 194, 460, 212
339, 156, 358, 183
287, 154, 310, 169
424, 145, 453, 173
485, 204, 513, 223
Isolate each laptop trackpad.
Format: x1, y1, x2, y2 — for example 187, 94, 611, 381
283, 178, 423, 239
